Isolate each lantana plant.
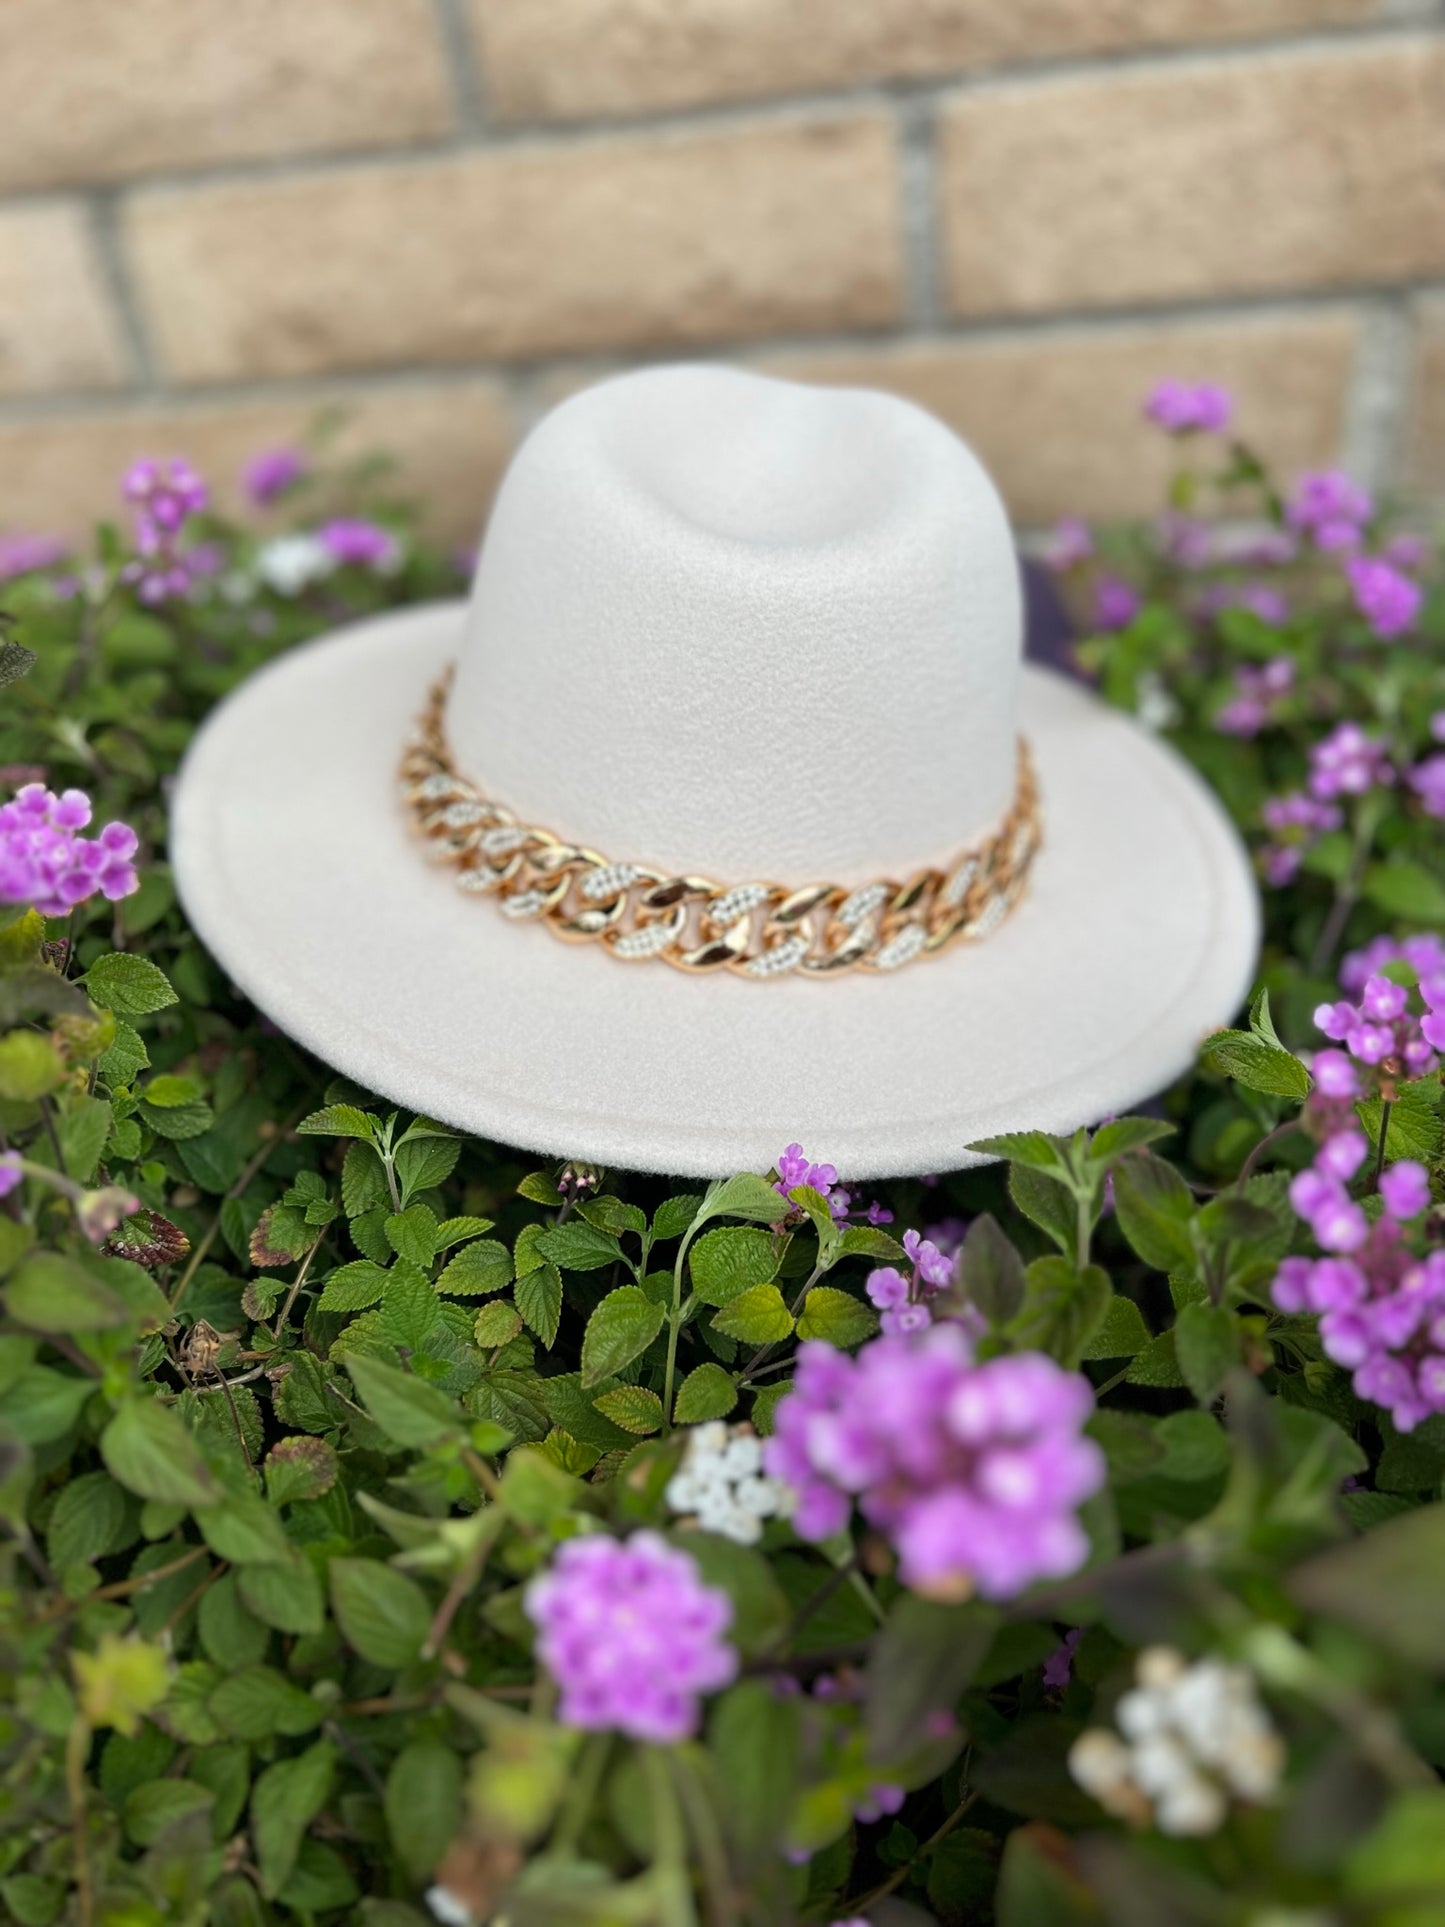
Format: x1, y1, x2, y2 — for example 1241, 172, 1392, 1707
0, 398, 1442, 1927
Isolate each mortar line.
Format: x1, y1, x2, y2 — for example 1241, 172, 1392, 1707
0, 17, 1434, 207
896, 96, 943, 331
430, 0, 491, 138
83, 189, 159, 393
1342, 298, 1415, 496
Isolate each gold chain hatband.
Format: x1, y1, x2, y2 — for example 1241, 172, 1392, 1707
400, 671, 1041, 979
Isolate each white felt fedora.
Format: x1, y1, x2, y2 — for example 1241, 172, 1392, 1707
171, 365, 1259, 1179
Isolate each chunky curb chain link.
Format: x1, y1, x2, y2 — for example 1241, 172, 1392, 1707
399, 671, 1041, 979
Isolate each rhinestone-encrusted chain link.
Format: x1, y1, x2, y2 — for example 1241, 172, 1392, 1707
399, 671, 1041, 979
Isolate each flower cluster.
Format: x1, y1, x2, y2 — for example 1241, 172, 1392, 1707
1271, 972, 1444, 1430
1308, 722, 1393, 802
0, 532, 68, 584
865, 1228, 970, 1338
121, 457, 212, 604
1069, 1648, 1284, 1837
1143, 380, 1232, 435
1347, 554, 1422, 641
775, 1142, 850, 1221
1215, 656, 1293, 738
1285, 469, 1372, 553
243, 446, 306, 506
665, 1422, 791, 1545
0, 783, 139, 915
524, 1532, 736, 1743
764, 1327, 1104, 1600
1257, 791, 1341, 887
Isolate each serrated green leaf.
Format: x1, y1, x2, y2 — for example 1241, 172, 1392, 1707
1126, 1330, 1186, 1389
1363, 859, 1445, 923
385, 1205, 438, 1266
956, 1213, 1027, 1325
297, 1103, 376, 1139
472, 1300, 522, 1349
1080, 1294, 1151, 1361
580, 1286, 665, 1387
653, 1194, 703, 1240
317, 1260, 388, 1314
534, 1220, 620, 1272
1007, 1160, 1077, 1258
1175, 1301, 1240, 1405
435, 1215, 495, 1251
795, 1285, 877, 1347
436, 1238, 512, 1297
1089, 1116, 1177, 1164
705, 1172, 791, 1225
382, 1260, 441, 1349
1202, 1029, 1312, 1100
1113, 1149, 1197, 1274
673, 1362, 738, 1425
689, 1225, 780, 1306
967, 1130, 1071, 1176
515, 1262, 563, 1348
101, 1398, 218, 1506
578, 1195, 647, 1238
330, 1559, 432, 1668
1007, 1258, 1110, 1368
4, 1252, 131, 1334
517, 1171, 564, 1206
82, 952, 178, 1017
395, 1133, 460, 1203
207, 1665, 323, 1741
711, 1283, 793, 1347
344, 1354, 461, 1448
252, 1739, 336, 1898
385, 1741, 464, 1887
834, 1224, 905, 1262
592, 1384, 664, 1435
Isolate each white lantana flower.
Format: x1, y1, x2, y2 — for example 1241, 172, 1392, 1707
665, 1421, 791, 1545
1068, 1646, 1284, 1837
255, 532, 335, 597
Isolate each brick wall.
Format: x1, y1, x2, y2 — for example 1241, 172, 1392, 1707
3, 1, 1443, 545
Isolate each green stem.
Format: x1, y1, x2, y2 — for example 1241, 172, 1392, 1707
1310, 792, 1382, 976
548, 1731, 612, 1859
1371, 1100, 1392, 1191
1075, 1186, 1092, 1270
670, 1750, 737, 1927
65, 1716, 93, 1927
662, 1225, 699, 1434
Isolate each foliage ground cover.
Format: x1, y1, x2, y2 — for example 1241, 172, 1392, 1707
0, 400, 1443, 1925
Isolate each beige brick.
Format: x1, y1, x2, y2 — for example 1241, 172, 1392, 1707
765, 312, 1362, 524
0, 205, 126, 399
0, 382, 514, 546
1404, 296, 1445, 498
941, 40, 1445, 317
473, 0, 1387, 120
125, 117, 903, 382
0, 0, 451, 192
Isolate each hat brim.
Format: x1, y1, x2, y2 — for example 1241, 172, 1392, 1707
171, 602, 1259, 1179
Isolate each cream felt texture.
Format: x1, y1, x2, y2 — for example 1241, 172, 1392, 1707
170, 365, 1260, 1178
452, 366, 1020, 880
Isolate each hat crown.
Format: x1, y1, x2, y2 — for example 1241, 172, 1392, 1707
449, 364, 1022, 884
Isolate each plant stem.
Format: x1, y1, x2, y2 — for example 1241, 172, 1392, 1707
169, 1112, 298, 1313
740, 1258, 826, 1384
1371, 1100, 1392, 1191
847, 1788, 980, 1912
65, 1716, 93, 1927
547, 1732, 612, 1859
271, 1232, 325, 1342
662, 1225, 700, 1435
670, 1749, 738, 1927
1235, 1118, 1305, 1189
1310, 793, 1381, 976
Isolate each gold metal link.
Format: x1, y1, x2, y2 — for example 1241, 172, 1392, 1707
399, 670, 1041, 979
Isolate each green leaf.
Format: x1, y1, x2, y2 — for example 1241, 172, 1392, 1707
97, 1018, 149, 1086
673, 1362, 738, 1425
1125, 1330, 1186, 1389
435, 1215, 495, 1250
382, 1259, 442, 1349
4, 1252, 130, 1334
705, 1172, 791, 1225
1080, 1294, 1150, 1361
795, 1285, 877, 1347
208, 1665, 324, 1742
197, 1491, 294, 1566
0, 1030, 65, 1100
436, 1238, 513, 1297
1345, 1789, 1445, 1919
1112, 1149, 1197, 1273
1007, 1161, 1077, 1258
317, 1259, 388, 1314
3, 1364, 92, 1445
592, 1384, 664, 1435
124, 1777, 213, 1847
710, 1682, 801, 1871
515, 1261, 563, 1348
967, 1130, 1071, 1176
1007, 1258, 1111, 1369
395, 1133, 461, 1203
956, 1214, 1027, 1325
58, 1095, 112, 1183
1364, 859, 1445, 923
689, 1226, 780, 1307
101, 1398, 218, 1507
710, 1283, 793, 1347
1358, 1075, 1443, 1165
1175, 1301, 1240, 1405
199, 1575, 270, 1668
580, 1286, 665, 1387
297, 1104, 375, 1140
533, 1220, 620, 1272
578, 1195, 647, 1238
1088, 1116, 1176, 1164
344, 1354, 462, 1448
653, 1194, 704, 1240
385, 1741, 464, 1887
1202, 1028, 1312, 1100
1290, 1504, 1445, 1671
239, 1559, 325, 1637
82, 952, 178, 1017
330, 1558, 432, 1668
251, 1739, 336, 1898
1153, 1410, 1230, 1484
517, 1171, 564, 1207
47, 1470, 128, 1569
834, 1224, 905, 1263
865, 1595, 1000, 1765
472, 1299, 522, 1348
385, 1205, 439, 1267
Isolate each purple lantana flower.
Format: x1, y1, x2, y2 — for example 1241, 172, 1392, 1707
1346, 556, 1423, 640
318, 517, 400, 571
1308, 723, 1392, 802
0, 783, 139, 914
1285, 470, 1372, 552
0, 533, 69, 582
524, 1532, 736, 1743
1144, 381, 1232, 434
243, 446, 306, 506
1092, 575, 1141, 633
